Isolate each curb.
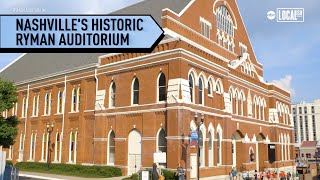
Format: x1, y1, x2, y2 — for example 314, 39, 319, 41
19, 173, 66, 180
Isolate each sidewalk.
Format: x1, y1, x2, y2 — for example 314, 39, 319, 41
19, 171, 128, 180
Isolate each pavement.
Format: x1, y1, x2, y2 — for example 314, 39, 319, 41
19, 171, 128, 180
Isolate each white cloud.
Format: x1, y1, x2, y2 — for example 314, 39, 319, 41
271, 75, 295, 96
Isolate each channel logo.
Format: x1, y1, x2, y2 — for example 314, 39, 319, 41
267, 11, 276, 20
277, 8, 304, 22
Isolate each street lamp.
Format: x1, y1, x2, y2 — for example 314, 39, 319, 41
46, 122, 54, 169
194, 112, 204, 180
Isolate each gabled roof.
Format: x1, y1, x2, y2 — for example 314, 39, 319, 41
112, 0, 192, 26
0, 53, 104, 84
0, 0, 184, 84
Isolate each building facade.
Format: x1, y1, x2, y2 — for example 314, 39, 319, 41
1, 0, 295, 179
292, 100, 320, 146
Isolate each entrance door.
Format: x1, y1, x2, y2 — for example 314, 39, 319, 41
128, 130, 142, 176
190, 154, 197, 179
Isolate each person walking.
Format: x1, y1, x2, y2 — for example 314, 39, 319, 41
152, 163, 159, 180
286, 172, 291, 180
176, 164, 185, 180
231, 167, 237, 180
254, 170, 258, 180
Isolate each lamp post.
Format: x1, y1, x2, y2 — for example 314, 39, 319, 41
194, 112, 204, 180
46, 122, 54, 170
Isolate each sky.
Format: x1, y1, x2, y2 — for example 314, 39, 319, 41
0, 0, 319, 103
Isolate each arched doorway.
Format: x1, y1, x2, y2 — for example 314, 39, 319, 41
232, 130, 244, 170
256, 133, 266, 171
128, 129, 142, 176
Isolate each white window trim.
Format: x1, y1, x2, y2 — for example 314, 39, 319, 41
76, 87, 81, 112
57, 91, 63, 114
200, 17, 212, 39
71, 88, 76, 112
198, 77, 205, 106
41, 133, 49, 162
22, 97, 26, 118
54, 132, 61, 163
188, 73, 196, 104
109, 82, 116, 108
131, 78, 139, 106
44, 93, 48, 115
107, 130, 115, 165
157, 73, 167, 103
29, 133, 37, 161
69, 131, 77, 164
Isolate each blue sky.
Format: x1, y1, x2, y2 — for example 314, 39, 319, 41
0, 0, 319, 103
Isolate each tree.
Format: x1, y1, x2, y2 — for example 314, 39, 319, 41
0, 78, 19, 148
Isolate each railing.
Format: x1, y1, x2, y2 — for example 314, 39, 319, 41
4, 165, 19, 180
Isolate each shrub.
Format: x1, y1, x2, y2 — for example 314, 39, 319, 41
122, 173, 138, 180
162, 169, 178, 180
6, 160, 13, 166
15, 162, 122, 178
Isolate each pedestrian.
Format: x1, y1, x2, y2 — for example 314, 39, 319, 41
231, 167, 237, 180
254, 170, 258, 180
176, 164, 185, 180
260, 171, 264, 180
152, 163, 159, 180
280, 171, 286, 180
266, 170, 271, 180
286, 172, 291, 180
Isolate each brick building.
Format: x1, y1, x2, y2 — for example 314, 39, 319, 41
1, 0, 295, 179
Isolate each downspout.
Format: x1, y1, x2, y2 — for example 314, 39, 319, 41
23, 84, 30, 151
93, 69, 98, 164
60, 75, 67, 162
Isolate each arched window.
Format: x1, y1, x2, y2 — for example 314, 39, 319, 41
29, 133, 36, 160
158, 73, 167, 102
22, 97, 26, 117
11, 105, 14, 117
41, 133, 48, 161
157, 129, 167, 153
45, 93, 49, 115
287, 134, 290, 160
240, 93, 244, 116
198, 78, 204, 105
216, 6, 234, 37
132, 78, 139, 105
72, 88, 77, 112
199, 129, 204, 167
216, 131, 221, 165
57, 91, 63, 114
208, 81, 212, 96
69, 131, 77, 163
108, 131, 115, 165
33, 95, 37, 116
77, 87, 81, 111
55, 132, 60, 162
208, 131, 214, 167
109, 82, 116, 107
281, 134, 284, 161
19, 133, 24, 150
234, 93, 238, 115
189, 74, 194, 103
32, 95, 40, 116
